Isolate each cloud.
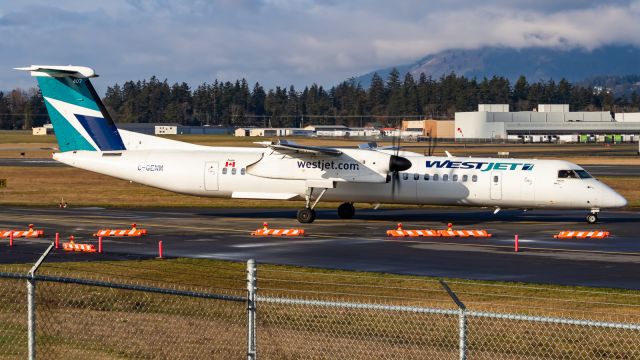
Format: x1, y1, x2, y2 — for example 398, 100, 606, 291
0, 0, 639, 92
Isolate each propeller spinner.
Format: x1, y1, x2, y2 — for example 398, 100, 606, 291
387, 134, 412, 197
389, 155, 412, 172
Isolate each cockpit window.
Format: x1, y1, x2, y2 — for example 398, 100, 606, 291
558, 169, 593, 179
558, 170, 578, 179
575, 170, 593, 179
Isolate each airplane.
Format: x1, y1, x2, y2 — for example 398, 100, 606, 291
16, 65, 627, 224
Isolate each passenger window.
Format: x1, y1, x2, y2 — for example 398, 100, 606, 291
462, 175, 468, 182
414, 173, 419, 180
402, 173, 409, 180
231, 168, 237, 175
241, 168, 246, 175
443, 174, 449, 181
493, 175, 498, 183
472, 175, 477, 182
222, 168, 227, 175
424, 174, 429, 181
452, 174, 458, 182
433, 174, 439, 181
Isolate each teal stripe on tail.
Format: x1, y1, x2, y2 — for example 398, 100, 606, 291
16, 65, 125, 152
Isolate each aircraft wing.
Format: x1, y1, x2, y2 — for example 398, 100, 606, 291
255, 140, 342, 156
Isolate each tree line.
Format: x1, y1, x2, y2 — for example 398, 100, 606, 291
2, 68, 640, 130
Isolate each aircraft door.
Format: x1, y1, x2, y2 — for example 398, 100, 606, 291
522, 175, 534, 201
204, 161, 219, 191
490, 171, 502, 200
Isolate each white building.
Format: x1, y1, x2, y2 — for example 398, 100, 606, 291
155, 125, 178, 135
346, 127, 381, 137
455, 104, 640, 141
234, 128, 314, 137
32, 124, 53, 135
304, 125, 350, 137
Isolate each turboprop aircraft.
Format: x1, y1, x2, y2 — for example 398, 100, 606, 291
17, 65, 627, 224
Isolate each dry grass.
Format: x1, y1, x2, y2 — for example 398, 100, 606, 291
22, 258, 640, 321
0, 258, 639, 358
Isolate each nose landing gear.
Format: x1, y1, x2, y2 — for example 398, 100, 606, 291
296, 187, 329, 224
586, 210, 599, 224
297, 208, 316, 223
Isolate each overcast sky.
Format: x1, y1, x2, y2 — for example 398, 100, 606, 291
1, 0, 640, 93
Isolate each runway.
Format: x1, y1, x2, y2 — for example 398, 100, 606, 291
1, 206, 639, 289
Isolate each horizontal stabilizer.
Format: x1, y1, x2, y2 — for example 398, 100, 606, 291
14, 65, 97, 78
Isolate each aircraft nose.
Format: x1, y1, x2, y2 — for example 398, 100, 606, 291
604, 189, 627, 208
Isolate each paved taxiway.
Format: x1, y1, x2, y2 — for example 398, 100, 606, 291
2, 158, 640, 176
0, 206, 638, 289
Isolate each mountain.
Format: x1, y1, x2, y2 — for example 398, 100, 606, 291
352, 45, 640, 87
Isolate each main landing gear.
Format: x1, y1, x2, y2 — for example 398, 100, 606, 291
586, 209, 599, 224
337, 202, 355, 219
296, 187, 329, 224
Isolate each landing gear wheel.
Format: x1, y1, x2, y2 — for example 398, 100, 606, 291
337, 202, 355, 219
586, 213, 598, 224
297, 208, 316, 223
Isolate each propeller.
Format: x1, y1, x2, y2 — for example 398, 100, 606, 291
428, 134, 438, 156
388, 131, 412, 197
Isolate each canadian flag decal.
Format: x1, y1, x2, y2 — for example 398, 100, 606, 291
225, 161, 236, 167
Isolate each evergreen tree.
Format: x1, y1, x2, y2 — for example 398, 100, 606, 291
512, 75, 529, 111
368, 72, 386, 114
0, 92, 11, 130
386, 68, 403, 115
402, 72, 419, 115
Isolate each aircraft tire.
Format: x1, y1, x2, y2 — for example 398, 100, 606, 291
297, 208, 316, 223
337, 202, 355, 219
586, 213, 598, 224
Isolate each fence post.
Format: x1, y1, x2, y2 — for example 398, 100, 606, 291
27, 276, 35, 360
439, 280, 467, 360
27, 242, 54, 360
246, 259, 257, 360
458, 308, 467, 360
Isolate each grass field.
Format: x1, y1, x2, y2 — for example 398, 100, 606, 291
0, 258, 638, 358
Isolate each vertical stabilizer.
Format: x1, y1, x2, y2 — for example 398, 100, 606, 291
15, 65, 125, 152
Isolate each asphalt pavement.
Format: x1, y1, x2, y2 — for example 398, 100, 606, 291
0, 206, 639, 289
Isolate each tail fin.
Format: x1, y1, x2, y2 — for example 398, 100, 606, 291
15, 65, 125, 152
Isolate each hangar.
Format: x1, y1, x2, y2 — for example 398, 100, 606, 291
456, 104, 640, 142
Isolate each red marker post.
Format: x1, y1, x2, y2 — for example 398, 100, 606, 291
158, 241, 163, 259
98, 236, 103, 253
55, 233, 59, 249
514, 234, 519, 252
9, 232, 13, 247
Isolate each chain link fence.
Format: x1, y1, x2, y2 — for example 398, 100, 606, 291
0, 250, 639, 359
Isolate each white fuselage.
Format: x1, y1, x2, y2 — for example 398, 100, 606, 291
53, 143, 627, 211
